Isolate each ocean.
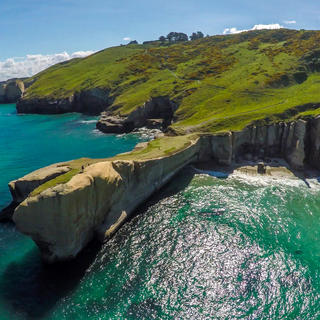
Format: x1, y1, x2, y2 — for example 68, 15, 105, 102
1, 104, 320, 319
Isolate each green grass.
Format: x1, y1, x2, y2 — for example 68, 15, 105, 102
20, 30, 320, 197
24, 28, 320, 132
31, 169, 80, 196
28, 135, 199, 195
112, 134, 198, 160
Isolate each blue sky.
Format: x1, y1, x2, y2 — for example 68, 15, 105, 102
0, 0, 319, 80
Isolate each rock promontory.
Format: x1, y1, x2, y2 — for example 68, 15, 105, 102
12, 135, 201, 262
1, 116, 319, 262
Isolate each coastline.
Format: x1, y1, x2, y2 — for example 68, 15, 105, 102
193, 158, 320, 180
3, 114, 320, 262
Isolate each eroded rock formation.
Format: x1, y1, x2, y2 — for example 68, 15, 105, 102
3, 116, 320, 262
0, 80, 25, 103
209, 119, 309, 170
0, 163, 71, 222
16, 88, 112, 115
96, 96, 177, 133
12, 137, 200, 262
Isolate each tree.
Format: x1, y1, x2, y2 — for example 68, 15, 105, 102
190, 31, 204, 41
177, 32, 189, 42
166, 32, 188, 43
167, 32, 176, 43
128, 40, 138, 45
159, 36, 166, 42
197, 31, 204, 39
190, 32, 197, 41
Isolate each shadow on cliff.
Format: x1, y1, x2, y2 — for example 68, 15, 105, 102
0, 239, 103, 319
0, 168, 196, 319
126, 166, 196, 223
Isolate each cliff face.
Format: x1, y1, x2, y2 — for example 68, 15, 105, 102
16, 88, 112, 115
308, 116, 320, 169
96, 96, 177, 133
12, 137, 201, 262
0, 80, 25, 103
0, 163, 71, 222
208, 119, 309, 170
5, 116, 320, 262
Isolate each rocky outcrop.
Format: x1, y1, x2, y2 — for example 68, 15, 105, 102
4, 117, 320, 262
96, 96, 177, 133
96, 115, 134, 134
206, 119, 308, 170
12, 137, 201, 262
16, 96, 76, 114
0, 85, 6, 103
74, 88, 112, 114
0, 163, 70, 221
16, 88, 112, 115
9, 162, 71, 203
0, 80, 25, 103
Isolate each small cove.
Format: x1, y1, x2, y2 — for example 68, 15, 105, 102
1, 104, 320, 319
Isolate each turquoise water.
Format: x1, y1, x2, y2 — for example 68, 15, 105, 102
1, 104, 320, 319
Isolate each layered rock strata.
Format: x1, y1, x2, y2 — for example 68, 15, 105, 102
12, 137, 201, 262
208, 119, 311, 170
3, 116, 320, 262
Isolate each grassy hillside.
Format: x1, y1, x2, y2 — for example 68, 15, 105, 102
24, 29, 320, 133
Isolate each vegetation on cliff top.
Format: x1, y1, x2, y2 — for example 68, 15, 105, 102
29, 134, 198, 195
24, 29, 320, 133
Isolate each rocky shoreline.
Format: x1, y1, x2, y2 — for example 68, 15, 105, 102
96, 96, 177, 133
1, 115, 320, 262
17, 93, 178, 133
1, 117, 319, 258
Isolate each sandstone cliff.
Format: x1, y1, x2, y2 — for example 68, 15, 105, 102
3, 116, 320, 262
208, 119, 311, 170
12, 137, 201, 262
0, 163, 71, 222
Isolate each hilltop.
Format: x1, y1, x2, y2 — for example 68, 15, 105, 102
18, 29, 320, 133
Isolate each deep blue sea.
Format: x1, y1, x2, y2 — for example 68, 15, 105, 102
1, 103, 320, 319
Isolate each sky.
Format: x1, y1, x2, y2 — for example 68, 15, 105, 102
0, 0, 319, 81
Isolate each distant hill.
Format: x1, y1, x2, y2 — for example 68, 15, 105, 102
20, 29, 320, 133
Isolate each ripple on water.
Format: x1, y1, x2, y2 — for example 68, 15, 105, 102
45, 170, 320, 319
1, 104, 320, 319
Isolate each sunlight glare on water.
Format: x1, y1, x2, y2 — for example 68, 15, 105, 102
0, 104, 320, 319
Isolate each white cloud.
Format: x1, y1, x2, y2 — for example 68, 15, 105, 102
284, 20, 297, 24
0, 50, 94, 81
223, 23, 283, 35
123, 37, 131, 41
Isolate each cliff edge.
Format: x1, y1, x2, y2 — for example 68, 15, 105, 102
1, 116, 319, 262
